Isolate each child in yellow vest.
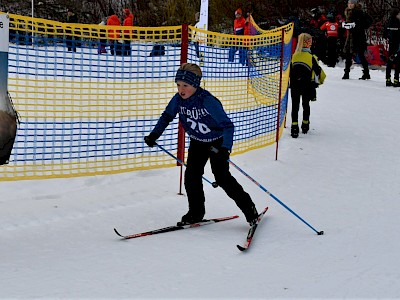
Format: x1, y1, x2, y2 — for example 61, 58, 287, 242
290, 33, 326, 138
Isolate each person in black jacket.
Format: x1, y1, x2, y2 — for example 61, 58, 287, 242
342, 0, 372, 80
66, 9, 78, 52
384, 8, 400, 87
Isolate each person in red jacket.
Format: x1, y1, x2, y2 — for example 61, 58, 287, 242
228, 8, 249, 65
107, 7, 121, 55
123, 8, 134, 56
320, 14, 339, 67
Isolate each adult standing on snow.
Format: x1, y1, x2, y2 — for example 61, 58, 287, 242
107, 8, 121, 55
66, 9, 78, 52
384, 8, 400, 87
320, 13, 339, 67
193, 12, 202, 59
122, 8, 134, 56
342, 0, 372, 80
98, 18, 107, 54
144, 63, 259, 226
228, 8, 249, 65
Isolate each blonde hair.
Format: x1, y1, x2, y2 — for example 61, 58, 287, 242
294, 33, 312, 53
178, 63, 202, 77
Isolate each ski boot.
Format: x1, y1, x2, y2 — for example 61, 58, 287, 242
393, 79, 400, 87
291, 123, 299, 138
359, 70, 370, 80
178, 208, 205, 226
301, 120, 310, 134
386, 78, 393, 87
342, 70, 350, 80
243, 205, 259, 226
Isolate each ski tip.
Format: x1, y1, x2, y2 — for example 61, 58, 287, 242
237, 245, 248, 252
114, 228, 123, 237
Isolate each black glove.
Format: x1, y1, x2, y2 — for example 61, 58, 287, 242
144, 133, 157, 147
389, 53, 398, 61
311, 81, 319, 89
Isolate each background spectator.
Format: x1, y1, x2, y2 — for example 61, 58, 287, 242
384, 8, 400, 87
320, 13, 339, 67
122, 8, 134, 56
228, 8, 249, 65
106, 7, 121, 56
309, 7, 327, 64
66, 9, 78, 52
342, 0, 372, 80
98, 18, 107, 54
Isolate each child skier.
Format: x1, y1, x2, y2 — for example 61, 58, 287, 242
144, 63, 259, 225
290, 33, 326, 138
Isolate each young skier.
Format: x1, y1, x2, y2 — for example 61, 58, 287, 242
290, 33, 326, 138
144, 63, 259, 226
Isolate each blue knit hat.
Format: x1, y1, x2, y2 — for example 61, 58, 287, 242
175, 70, 202, 88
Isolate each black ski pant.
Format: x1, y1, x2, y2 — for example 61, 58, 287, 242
344, 50, 369, 74
326, 36, 338, 67
184, 138, 255, 216
291, 87, 311, 124
386, 50, 400, 80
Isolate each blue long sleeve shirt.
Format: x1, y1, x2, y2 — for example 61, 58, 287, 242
151, 87, 234, 150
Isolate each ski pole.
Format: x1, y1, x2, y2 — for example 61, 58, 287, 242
210, 146, 324, 235
156, 143, 218, 188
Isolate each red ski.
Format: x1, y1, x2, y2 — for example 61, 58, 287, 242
237, 206, 269, 251
114, 215, 239, 240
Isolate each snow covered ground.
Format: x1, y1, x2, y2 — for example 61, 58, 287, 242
1, 63, 400, 299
